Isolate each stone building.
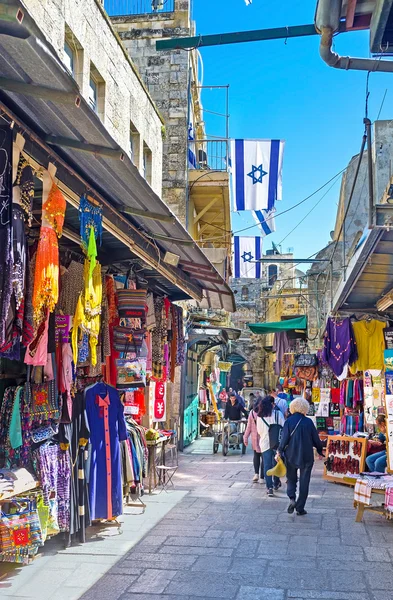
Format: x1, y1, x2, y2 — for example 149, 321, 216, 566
109, 0, 192, 225
23, 0, 164, 195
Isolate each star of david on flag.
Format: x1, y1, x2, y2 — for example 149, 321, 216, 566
230, 139, 285, 212
233, 236, 263, 278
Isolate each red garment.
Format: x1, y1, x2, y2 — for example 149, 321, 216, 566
331, 388, 340, 404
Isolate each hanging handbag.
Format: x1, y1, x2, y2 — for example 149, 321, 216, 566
116, 289, 147, 321
116, 358, 147, 389
0, 498, 43, 564
294, 353, 318, 368
113, 326, 145, 353
31, 423, 59, 444
25, 379, 60, 423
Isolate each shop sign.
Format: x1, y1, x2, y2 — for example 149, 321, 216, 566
152, 380, 166, 422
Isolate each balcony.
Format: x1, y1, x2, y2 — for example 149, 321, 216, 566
189, 139, 229, 172
104, 0, 174, 16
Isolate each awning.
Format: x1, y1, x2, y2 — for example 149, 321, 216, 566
333, 227, 393, 314
248, 316, 308, 334
0, 0, 235, 312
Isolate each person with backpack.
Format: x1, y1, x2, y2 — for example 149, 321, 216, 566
276, 396, 323, 516
244, 403, 264, 483
257, 396, 285, 497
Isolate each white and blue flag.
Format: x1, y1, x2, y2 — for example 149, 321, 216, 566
253, 207, 276, 237
230, 139, 284, 211
233, 236, 263, 278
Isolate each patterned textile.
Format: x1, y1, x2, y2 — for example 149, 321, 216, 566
11, 205, 27, 309
385, 486, 393, 513
354, 479, 372, 505
22, 243, 36, 347
0, 124, 13, 347
57, 447, 71, 531
79, 195, 102, 252
14, 155, 34, 226
33, 227, 60, 325
57, 260, 84, 317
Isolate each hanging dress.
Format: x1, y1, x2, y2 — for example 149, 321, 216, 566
85, 382, 127, 520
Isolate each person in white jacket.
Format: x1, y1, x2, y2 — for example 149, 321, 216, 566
257, 396, 285, 497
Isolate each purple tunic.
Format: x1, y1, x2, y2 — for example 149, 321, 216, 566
322, 317, 357, 377
85, 382, 127, 520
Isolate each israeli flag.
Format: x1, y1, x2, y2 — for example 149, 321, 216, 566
231, 139, 284, 211
233, 236, 263, 278
253, 208, 276, 237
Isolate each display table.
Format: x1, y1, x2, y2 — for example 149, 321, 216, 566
352, 474, 393, 522
323, 435, 367, 486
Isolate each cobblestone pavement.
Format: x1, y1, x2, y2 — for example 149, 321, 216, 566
80, 448, 393, 600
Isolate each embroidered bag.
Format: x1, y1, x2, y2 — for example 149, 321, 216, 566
0, 498, 43, 564
116, 289, 147, 321
26, 379, 60, 423
113, 326, 145, 353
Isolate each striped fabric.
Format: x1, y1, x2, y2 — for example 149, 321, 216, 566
117, 289, 147, 321
354, 479, 372, 505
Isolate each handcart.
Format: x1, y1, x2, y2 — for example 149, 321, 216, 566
213, 419, 247, 456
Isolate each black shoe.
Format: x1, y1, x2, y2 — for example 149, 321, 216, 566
267, 488, 274, 497
296, 510, 307, 516
287, 500, 296, 514
273, 481, 282, 491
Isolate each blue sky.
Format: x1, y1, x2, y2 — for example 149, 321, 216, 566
193, 0, 393, 259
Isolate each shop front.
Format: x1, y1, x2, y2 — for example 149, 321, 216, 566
0, 3, 234, 564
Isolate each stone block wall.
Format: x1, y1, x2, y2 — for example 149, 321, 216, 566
22, 0, 163, 196
111, 1, 192, 225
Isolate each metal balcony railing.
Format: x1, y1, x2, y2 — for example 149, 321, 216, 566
104, 0, 174, 16
188, 139, 229, 172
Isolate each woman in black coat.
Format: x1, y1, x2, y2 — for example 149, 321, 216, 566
276, 396, 323, 516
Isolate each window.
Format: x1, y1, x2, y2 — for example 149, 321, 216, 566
89, 75, 98, 112
64, 25, 83, 88
64, 40, 74, 75
143, 142, 152, 185
89, 63, 105, 120
241, 286, 249, 301
129, 121, 140, 168
268, 264, 278, 287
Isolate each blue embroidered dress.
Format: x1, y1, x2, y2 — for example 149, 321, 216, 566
85, 382, 127, 520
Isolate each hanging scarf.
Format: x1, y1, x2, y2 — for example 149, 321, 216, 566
79, 195, 102, 252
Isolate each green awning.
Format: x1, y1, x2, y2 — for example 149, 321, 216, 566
248, 316, 307, 335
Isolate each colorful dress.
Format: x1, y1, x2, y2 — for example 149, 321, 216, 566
322, 317, 357, 377
85, 382, 127, 520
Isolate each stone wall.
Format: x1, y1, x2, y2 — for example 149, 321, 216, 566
22, 0, 163, 196
110, 1, 192, 225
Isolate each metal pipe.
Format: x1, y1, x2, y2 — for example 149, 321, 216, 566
319, 26, 393, 72
364, 117, 375, 229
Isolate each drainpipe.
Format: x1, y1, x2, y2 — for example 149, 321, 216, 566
316, 0, 393, 73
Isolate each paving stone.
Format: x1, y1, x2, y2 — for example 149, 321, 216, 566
288, 540, 317, 557
191, 555, 232, 572
364, 546, 391, 562
236, 586, 285, 600
80, 575, 136, 600
126, 569, 176, 594
317, 545, 365, 560
120, 552, 196, 570
365, 569, 393, 590
157, 544, 233, 556
164, 579, 238, 599
233, 539, 259, 556
263, 567, 329, 590
164, 535, 220, 547
257, 540, 289, 557
329, 571, 367, 592
288, 592, 370, 600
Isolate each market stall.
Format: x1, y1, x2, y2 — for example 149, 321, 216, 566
0, 116, 190, 564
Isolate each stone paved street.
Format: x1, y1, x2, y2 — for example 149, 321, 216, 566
80, 447, 393, 600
